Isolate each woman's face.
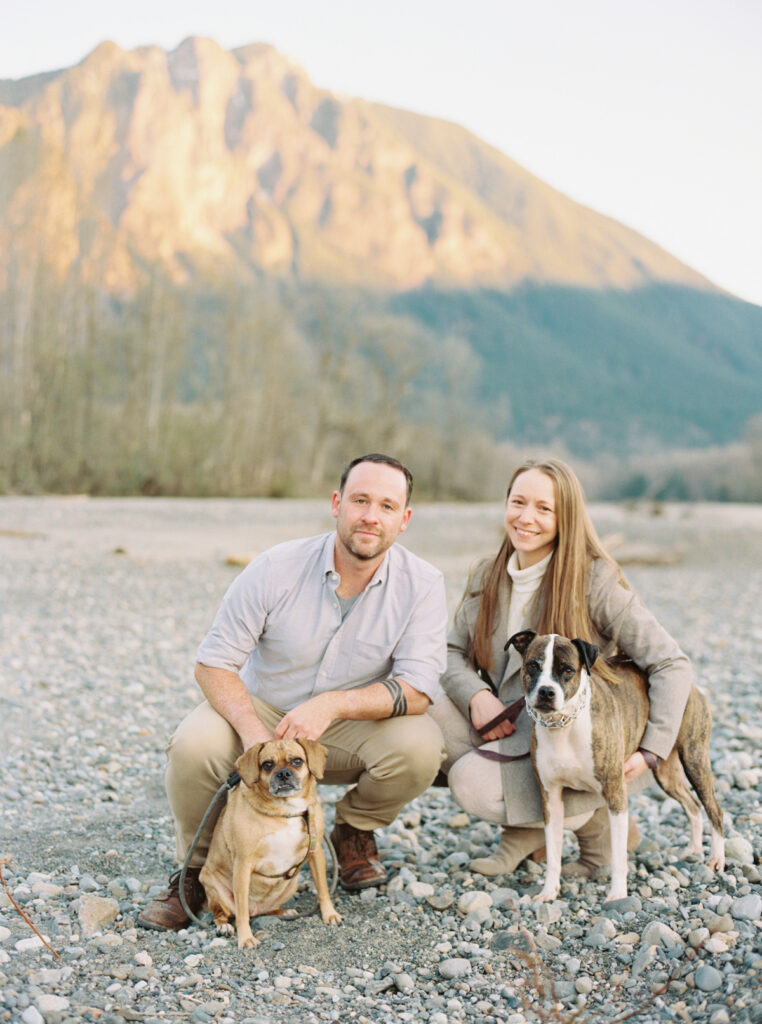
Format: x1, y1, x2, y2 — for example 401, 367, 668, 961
504, 468, 558, 568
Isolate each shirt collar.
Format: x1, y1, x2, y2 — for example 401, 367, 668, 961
322, 532, 391, 588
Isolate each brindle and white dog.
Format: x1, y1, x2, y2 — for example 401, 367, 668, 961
507, 630, 725, 904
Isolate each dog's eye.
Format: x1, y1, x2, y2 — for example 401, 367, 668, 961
260, 760, 274, 772
290, 757, 304, 768
562, 666, 575, 677
526, 660, 541, 674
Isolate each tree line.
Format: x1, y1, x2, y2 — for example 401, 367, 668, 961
2, 264, 760, 502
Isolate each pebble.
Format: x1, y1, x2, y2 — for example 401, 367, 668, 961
731, 893, 762, 920
439, 958, 471, 979
0, 498, 760, 1024
695, 965, 724, 992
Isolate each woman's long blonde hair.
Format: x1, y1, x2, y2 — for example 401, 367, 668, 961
466, 457, 627, 684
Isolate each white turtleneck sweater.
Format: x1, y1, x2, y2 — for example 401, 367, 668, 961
504, 549, 553, 679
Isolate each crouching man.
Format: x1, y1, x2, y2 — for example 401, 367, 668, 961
138, 454, 447, 930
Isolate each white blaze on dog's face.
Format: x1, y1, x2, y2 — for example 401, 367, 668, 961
521, 634, 589, 714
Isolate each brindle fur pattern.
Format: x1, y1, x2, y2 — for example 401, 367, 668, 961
509, 629, 725, 903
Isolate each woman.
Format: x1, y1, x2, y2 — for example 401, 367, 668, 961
430, 457, 692, 877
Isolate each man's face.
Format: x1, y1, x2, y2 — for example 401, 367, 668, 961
332, 462, 412, 563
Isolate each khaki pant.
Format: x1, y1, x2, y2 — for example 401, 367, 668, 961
165, 696, 445, 868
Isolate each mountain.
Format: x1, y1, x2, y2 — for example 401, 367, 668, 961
0, 35, 713, 293
0, 36, 760, 474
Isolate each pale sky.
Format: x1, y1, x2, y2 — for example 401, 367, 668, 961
3, 0, 761, 306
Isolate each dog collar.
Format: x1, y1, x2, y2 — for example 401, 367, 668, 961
527, 674, 590, 730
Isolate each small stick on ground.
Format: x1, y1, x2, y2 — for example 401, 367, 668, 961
0, 853, 60, 959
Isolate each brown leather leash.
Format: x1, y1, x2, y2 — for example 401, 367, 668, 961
470, 695, 530, 763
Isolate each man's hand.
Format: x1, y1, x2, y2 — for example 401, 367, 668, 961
275, 692, 345, 741
469, 689, 516, 741
623, 751, 648, 783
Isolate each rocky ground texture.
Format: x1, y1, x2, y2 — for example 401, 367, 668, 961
1, 497, 760, 1024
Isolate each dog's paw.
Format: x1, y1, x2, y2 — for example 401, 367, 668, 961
707, 855, 725, 873
321, 908, 342, 926
215, 923, 234, 937
605, 885, 628, 903
533, 886, 559, 903
280, 908, 299, 919
238, 934, 261, 949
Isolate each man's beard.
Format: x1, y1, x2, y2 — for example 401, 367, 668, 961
343, 526, 387, 560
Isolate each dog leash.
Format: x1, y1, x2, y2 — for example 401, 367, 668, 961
178, 771, 338, 928
470, 695, 530, 763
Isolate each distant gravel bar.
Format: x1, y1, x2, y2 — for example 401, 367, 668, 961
1, 497, 760, 1024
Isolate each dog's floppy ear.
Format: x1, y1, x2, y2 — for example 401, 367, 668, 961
297, 739, 327, 780
571, 639, 599, 674
236, 743, 265, 787
505, 629, 537, 654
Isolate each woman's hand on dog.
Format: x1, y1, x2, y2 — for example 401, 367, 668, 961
469, 689, 517, 741
623, 751, 648, 783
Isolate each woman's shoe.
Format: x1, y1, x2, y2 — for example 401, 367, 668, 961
562, 806, 642, 878
470, 826, 546, 876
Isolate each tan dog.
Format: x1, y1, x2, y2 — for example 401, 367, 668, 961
199, 738, 341, 948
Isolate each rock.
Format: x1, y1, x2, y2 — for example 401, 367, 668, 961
439, 958, 471, 979
584, 918, 617, 947
534, 901, 563, 926
724, 836, 754, 864
632, 945, 658, 978
641, 921, 684, 948
36, 994, 70, 1013
408, 881, 434, 899
553, 980, 577, 1000
425, 891, 455, 911
0, 926, 10, 942
394, 972, 415, 991
694, 965, 724, 992
448, 813, 471, 829
15, 937, 48, 952
731, 893, 762, 921
76, 893, 119, 937
21, 1010, 44, 1024
689, 927, 710, 948
457, 891, 492, 916
604, 895, 642, 914
575, 975, 594, 994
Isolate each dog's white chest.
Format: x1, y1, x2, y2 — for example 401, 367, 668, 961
535, 706, 600, 793
259, 817, 306, 873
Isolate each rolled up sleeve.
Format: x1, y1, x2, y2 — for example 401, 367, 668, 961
195, 553, 272, 673
391, 574, 448, 701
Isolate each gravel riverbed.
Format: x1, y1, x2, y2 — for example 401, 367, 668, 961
1, 496, 760, 1024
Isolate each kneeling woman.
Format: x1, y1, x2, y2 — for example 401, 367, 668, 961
431, 457, 692, 877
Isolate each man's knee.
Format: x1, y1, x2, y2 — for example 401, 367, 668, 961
374, 714, 444, 785
166, 701, 240, 778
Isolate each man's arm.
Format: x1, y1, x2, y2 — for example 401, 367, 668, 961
195, 663, 275, 749
275, 677, 429, 742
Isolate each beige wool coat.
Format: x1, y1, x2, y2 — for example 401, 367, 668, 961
442, 558, 694, 825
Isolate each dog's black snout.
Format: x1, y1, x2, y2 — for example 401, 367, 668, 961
537, 686, 556, 704
274, 768, 293, 783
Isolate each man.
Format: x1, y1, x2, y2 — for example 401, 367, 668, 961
139, 454, 448, 931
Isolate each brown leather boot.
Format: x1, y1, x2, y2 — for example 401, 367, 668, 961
330, 821, 388, 891
562, 807, 642, 878
137, 868, 205, 931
